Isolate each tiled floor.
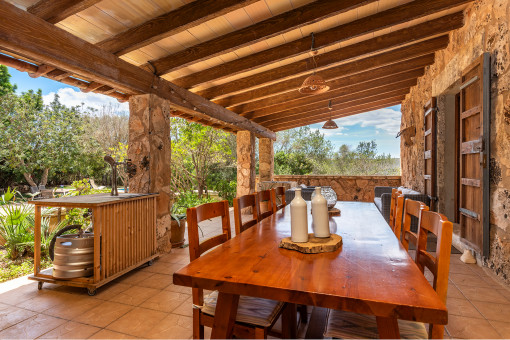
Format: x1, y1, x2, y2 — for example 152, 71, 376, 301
0, 209, 509, 339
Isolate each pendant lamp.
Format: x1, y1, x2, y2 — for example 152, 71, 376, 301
322, 100, 338, 129
299, 33, 329, 95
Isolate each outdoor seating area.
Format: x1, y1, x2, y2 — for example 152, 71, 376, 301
1, 0, 510, 338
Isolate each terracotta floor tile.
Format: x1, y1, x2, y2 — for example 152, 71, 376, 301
446, 314, 502, 339
449, 272, 492, 288
134, 273, 173, 290
73, 301, 133, 328
16, 291, 76, 313
456, 285, 510, 304
142, 261, 184, 275
39, 321, 101, 339
165, 284, 192, 295
140, 290, 190, 313
447, 283, 464, 299
158, 253, 189, 265
490, 320, 510, 338
93, 282, 132, 301
449, 262, 479, 275
446, 297, 483, 319
88, 329, 137, 339
471, 300, 510, 322
106, 307, 168, 337
0, 284, 40, 306
116, 270, 155, 285
45, 295, 103, 320
171, 296, 193, 317
109, 285, 160, 306
0, 314, 65, 339
144, 313, 193, 339
0, 304, 36, 331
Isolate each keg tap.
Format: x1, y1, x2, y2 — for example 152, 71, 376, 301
104, 155, 124, 196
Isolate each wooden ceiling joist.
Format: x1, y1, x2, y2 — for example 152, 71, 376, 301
27, 0, 101, 24
96, 0, 259, 56
269, 96, 406, 131
198, 13, 462, 100
232, 54, 434, 114
173, 0, 470, 89
148, 0, 377, 75
243, 69, 424, 120
260, 88, 411, 127
214, 35, 449, 108
0, 1, 275, 139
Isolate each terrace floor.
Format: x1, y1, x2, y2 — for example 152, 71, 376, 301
0, 209, 509, 339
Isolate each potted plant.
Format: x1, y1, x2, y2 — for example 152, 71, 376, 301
170, 204, 187, 248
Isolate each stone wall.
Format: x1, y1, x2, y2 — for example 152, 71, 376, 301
236, 131, 256, 197
400, 0, 510, 282
272, 175, 401, 202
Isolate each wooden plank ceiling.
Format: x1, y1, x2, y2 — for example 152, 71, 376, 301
1, 0, 471, 134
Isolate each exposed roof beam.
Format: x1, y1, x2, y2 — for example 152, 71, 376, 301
252, 77, 419, 123
149, 0, 376, 75
261, 88, 410, 127
0, 1, 275, 139
173, 0, 471, 89
214, 36, 448, 108
96, 0, 259, 56
198, 13, 462, 100
272, 100, 403, 132
269, 97, 406, 131
232, 54, 433, 114
27, 0, 101, 24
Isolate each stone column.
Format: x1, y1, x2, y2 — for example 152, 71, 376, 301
236, 130, 256, 197
259, 138, 274, 182
128, 94, 172, 253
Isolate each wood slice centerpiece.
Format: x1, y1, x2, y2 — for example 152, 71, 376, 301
279, 233, 342, 254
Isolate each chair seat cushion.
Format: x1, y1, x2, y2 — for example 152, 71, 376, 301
202, 291, 285, 328
324, 309, 428, 339
374, 197, 383, 212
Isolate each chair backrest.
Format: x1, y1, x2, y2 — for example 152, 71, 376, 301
401, 199, 429, 252
271, 187, 286, 212
233, 193, 258, 235
187, 200, 231, 307
393, 194, 405, 239
255, 190, 275, 221
415, 210, 453, 338
389, 188, 401, 228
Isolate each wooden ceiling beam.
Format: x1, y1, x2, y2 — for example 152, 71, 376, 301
149, 0, 376, 75
214, 36, 448, 108
261, 89, 409, 127
198, 13, 462, 100
231, 54, 433, 113
0, 1, 274, 139
269, 97, 405, 131
96, 0, 259, 56
27, 0, 101, 24
173, 0, 471, 89
272, 100, 403, 132
244, 69, 423, 120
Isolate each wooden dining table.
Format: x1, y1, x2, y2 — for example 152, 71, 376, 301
173, 201, 447, 339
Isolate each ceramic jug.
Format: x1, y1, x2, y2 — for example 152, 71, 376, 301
290, 188, 308, 242
312, 187, 330, 238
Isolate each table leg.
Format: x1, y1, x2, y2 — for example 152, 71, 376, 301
211, 292, 240, 339
376, 316, 400, 339
34, 206, 41, 276
282, 303, 297, 339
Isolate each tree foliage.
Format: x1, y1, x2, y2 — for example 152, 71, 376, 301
0, 65, 16, 96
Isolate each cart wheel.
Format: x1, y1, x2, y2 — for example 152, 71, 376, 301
147, 260, 153, 266
87, 288, 97, 296
37, 282, 43, 290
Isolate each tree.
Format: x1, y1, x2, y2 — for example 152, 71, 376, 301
334, 140, 399, 175
0, 65, 17, 96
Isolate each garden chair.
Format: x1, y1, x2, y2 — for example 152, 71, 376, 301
233, 193, 259, 235
271, 187, 286, 212
255, 190, 275, 221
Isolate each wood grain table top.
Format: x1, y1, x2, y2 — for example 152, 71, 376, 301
173, 201, 447, 325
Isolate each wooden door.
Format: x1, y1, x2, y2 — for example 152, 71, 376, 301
458, 53, 490, 256
424, 97, 437, 211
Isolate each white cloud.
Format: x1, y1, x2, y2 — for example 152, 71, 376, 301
42, 87, 129, 113
332, 108, 401, 134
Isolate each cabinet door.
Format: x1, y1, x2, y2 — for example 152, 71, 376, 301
423, 97, 437, 211
458, 53, 490, 256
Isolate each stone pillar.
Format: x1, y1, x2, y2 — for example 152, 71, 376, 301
128, 94, 172, 253
259, 138, 274, 182
236, 130, 256, 197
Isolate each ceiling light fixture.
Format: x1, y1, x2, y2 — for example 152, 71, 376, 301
299, 33, 330, 95
322, 100, 338, 129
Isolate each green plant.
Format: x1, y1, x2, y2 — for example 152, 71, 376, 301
0, 203, 34, 259
0, 257, 52, 283
1, 187, 21, 205
172, 191, 217, 216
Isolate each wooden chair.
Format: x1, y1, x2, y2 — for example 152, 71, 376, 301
324, 210, 453, 339
392, 194, 405, 239
255, 190, 275, 221
187, 200, 292, 339
388, 188, 401, 229
270, 187, 286, 212
233, 193, 259, 235
402, 199, 429, 253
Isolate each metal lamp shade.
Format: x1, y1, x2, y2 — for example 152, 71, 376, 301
299, 74, 330, 94
322, 118, 338, 129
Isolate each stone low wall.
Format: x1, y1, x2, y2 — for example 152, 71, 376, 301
272, 175, 401, 202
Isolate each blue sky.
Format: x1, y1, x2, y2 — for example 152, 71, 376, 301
7, 66, 402, 157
